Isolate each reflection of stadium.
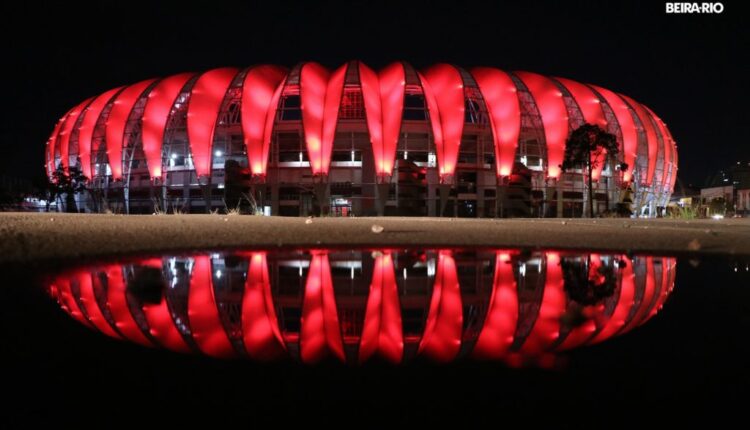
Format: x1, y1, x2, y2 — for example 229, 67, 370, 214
49, 249, 676, 365
45, 62, 676, 217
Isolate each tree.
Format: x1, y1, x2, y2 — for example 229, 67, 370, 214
47, 163, 89, 212
561, 124, 620, 218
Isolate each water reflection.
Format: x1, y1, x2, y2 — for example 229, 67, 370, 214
47, 249, 676, 366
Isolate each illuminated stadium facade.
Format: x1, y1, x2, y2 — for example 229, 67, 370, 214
49, 249, 676, 364
45, 62, 677, 217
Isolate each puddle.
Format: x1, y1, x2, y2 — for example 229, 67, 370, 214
42, 247, 679, 366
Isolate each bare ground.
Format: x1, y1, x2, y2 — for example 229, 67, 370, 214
1, 212, 749, 264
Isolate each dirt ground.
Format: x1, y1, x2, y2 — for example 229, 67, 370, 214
1, 212, 749, 264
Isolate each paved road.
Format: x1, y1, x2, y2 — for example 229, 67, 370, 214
1, 213, 749, 264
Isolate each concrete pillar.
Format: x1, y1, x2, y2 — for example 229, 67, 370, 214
438, 183, 451, 217
376, 181, 390, 216
313, 180, 330, 216
270, 183, 279, 215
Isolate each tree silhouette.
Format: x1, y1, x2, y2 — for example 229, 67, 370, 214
561, 124, 620, 218
561, 256, 618, 306
47, 163, 89, 212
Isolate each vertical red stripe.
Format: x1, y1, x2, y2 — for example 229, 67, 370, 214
300, 62, 347, 175
188, 255, 236, 358
76, 270, 121, 339
301, 251, 345, 363
137, 258, 192, 354
46, 116, 67, 177
241, 65, 288, 176
591, 256, 636, 344
359, 251, 404, 364
418, 250, 463, 362
621, 257, 657, 333
360, 62, 406, 178
142, 73, 194, 179
589, 85, 638, 182
619, 94, 659, 185
517, 252, 566, 355
515, 72, 569, 178
555, 77, 609, 180
105, 79, 157, 180
419, 65, 465, 180
472, 251, 519, 359
57, 98, 94, 169
472, 67, 521, 177
76, 87, 124, 179
105, 265, 153, 347
187, 68, 239, 177
54, 275, 94, 329
241, 252, 287, 360
643, 106, 674, 194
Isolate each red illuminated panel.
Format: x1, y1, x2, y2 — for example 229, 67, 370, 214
76, 87, 124, 179
57, 98, 93, 169
471, 68, 521, 177
621, 257, 657, 334
646, 257, 676, 319
104, 265, 153, 347
418, 251, 463, 362
619, 94, 659, 185
301, 251, 345, 363
54, 276, 94, 329
591, 256, 635, 344
142, 73, 194, 179
555, 77, 608, 180
188, 256, 236, 358
419, 65, 465, 180
589, 85, 638, 182
46, 116, 67, 177
105, 79, 157, 180
137, 259, 192, 354
359, 251, 403, 364
643, 106, 673, 192
241, 65, 288, 176
300, 62, 347, 175
517, 252, 566, 356
187, 68, 238, 177
359, 62, 406, 178
142, 298, 192, 354
659, 122, 679, 195
472, 251, 518, 359
76, 271, 121, 339
242, 252, 286, 360
515, 72, 568, 178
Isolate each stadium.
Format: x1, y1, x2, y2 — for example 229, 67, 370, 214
45, 61, 677, 217
49, 249, 676, 363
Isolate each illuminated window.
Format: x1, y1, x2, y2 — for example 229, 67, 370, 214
339, 88, 364, 120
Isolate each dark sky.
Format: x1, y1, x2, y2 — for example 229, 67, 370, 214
1, 0, 746, 187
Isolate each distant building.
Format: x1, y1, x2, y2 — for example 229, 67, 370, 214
669, 183, 700, 209
700, 162, 750, 216
737, 189, 750, 215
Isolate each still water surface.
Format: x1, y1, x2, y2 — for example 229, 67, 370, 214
3, 247, 749, 424
46, 248, 675, 365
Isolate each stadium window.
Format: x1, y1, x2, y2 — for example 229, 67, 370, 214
403, 94, 427, 121
339, 89, 365, 120
279, 95, 302, 121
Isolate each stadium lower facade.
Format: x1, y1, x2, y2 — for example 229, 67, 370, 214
45, 61, 678, 217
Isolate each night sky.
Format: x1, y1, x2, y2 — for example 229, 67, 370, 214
1, 0, 746, 188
